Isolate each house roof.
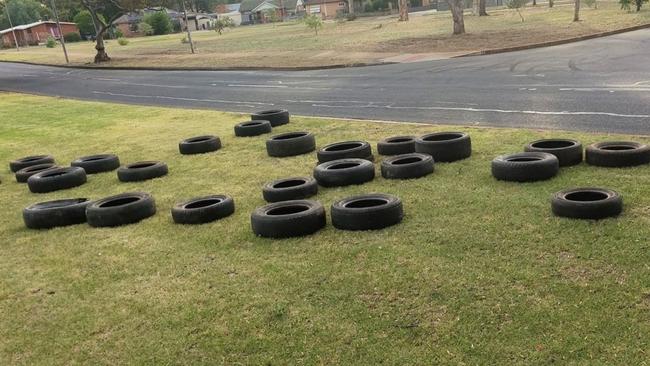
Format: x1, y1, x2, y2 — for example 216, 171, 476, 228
304, 0, 344, 4
240, 0, 299, 12
0, 21, 77, 35
227, 3, 241, 12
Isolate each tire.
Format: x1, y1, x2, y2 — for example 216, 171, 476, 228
317, 141, 373, 163
251, 109, 289, 127
235, 120, 272, 137
23, 198, 90, 229
415, 132, 472, 162
266, 132, 315, 157
27, 166, 87, 193
71, 154, 120, 174
381, 153, 434, 180
86, 192, 156, 227
172, 195, 235, 224
262, 176, 318, 202
524, 139, 583, 167
492, 152, 559, 182
331, 193, 403, 231
551, 188, 622, 220
10, 155, 55, 173
251, 200, 326, 238
117, 161, 168, 182
179, 135, 221, 155
313, 158, 375, 187
15, 163, 57, 183
585, 141, 650, 167
377, 136, 416, 156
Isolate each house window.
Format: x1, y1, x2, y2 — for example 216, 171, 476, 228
338, 2, 346, 6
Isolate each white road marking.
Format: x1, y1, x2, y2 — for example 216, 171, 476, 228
91, 91, 273, 106
92, 77, 121, 82
227, 84, 331, 90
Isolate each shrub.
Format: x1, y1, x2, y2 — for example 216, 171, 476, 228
304, 14, 323, 35
346, 13, 357, 21
114, 28, 124, 38
117, 37, 129, 46
181, 36, 189, 43
63, 32, 81, 42
138, 22, 154, 36
215, 16, 235, 35
45, 36, 57, 48
144, 11, 173, 35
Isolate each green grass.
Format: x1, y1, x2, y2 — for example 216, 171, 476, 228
1, 3, 649, 68
1, 93, 649, 364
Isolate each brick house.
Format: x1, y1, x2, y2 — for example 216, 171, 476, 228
304, 0, 348, 19
1, 21, 79, 48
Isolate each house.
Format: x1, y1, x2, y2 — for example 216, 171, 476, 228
184, 13, 216, 31
304, 0, 348, 19
215, 3, 243, 26
1, 21, 79, 48
239, 0, 304, 24
114, 7, 184, 37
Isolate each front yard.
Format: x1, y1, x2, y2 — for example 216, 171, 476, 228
0, 93, 649, 364
0, 2, 649, 68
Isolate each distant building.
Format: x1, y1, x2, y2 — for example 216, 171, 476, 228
239, 0, 305, 24
304, 0, 347, 19
1, 21, 79, 48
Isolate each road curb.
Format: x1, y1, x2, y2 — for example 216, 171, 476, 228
0, 59, 396, 72
457, 23, 650, 57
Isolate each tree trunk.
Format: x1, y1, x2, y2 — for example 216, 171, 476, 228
447, 0, 465, 35
94, 31, 110, 63
549, 0, 554, 7
573, 0, 580, 21
479, 0, 488, 15
399, 0, 409, 20
532, 0, 536, 5
348, 0, 354, 14
636, 0, 641, 11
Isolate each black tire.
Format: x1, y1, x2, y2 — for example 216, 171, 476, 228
10, 155, 55, 173
492, 152, 559, 182
262, 176, 318, 202
251, 109, 289, 127
117, 161, 168, 182
234, 120, 272, 137
317, 141, 373, 163
86, 192, 156, 227
27, 166, 87, 193
415, 132, 472, 162
71, 154, 120, 174
266, 132, 315, 157
172, 195, 235, 224
551, 188, 622, 220
331, 193, 403, 231
23, 198, 90, 229
251, 200, 326, 238
381, 153, 434, 180
524, 139, 583, 167
179, 135, 221, 155
15, 163, 57, 183
377, 136, 416, 156
585, 141, 650, 167
313, 158, 375, 187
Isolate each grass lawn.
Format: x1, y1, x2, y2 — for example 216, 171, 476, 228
0, 2, 649, 68
1, 92, 650, 364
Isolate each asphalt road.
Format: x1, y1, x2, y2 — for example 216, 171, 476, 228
1, 29, 649, 134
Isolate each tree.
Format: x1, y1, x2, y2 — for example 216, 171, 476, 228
73, 9, 104, 35
446, 0, 465, 35
0, 0, 51, 29
573, 0, 580, 21
549, 0, 553, 7
479, 0, 488, 16
78, 0, 145, 63
214, 15, 233, 35
506, 0, 528, 21
144, 10, 172, 35
138, 21, 153, 35
304, 14, 322, 35
398, 0, 408, 21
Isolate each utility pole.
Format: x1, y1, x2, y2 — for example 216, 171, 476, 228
3, 0, 20, 51
50, 0, 69, 63
180, 0, 195, 54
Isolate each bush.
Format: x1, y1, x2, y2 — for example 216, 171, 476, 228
114, 28, 124, 38
144, 11, 173, 35
215, 16, 235, 35
45, 36, 57, 48
346, 13, 357, 21
138, 22, 154, 36
304, 14, 323, 35
63, 32, 81, 42
181, 36, 189, 44
117, 37, 129, 46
